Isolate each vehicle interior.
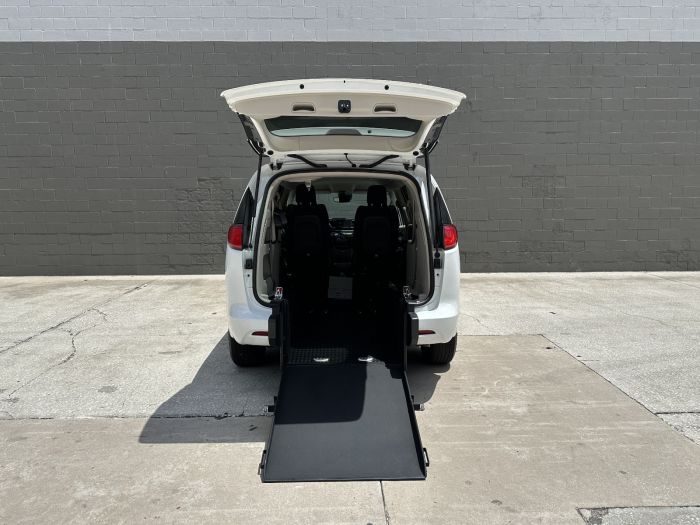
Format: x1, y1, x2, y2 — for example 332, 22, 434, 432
255, 173, 432, 365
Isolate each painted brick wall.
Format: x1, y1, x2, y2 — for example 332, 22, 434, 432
1, 42, 700, 274
2, 1, 700, 42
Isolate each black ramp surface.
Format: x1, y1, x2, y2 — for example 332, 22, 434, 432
262, 362, 426, 482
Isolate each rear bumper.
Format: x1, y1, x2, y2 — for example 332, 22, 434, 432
228, 247, 459, 348
228, 301, 271, 347
415, 302, 458, 345
228, 300, 457, 348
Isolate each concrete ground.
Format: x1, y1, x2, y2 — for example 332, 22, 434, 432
1, 273, 699, 524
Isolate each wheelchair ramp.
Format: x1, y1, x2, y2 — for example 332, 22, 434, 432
260, 361, 427, 482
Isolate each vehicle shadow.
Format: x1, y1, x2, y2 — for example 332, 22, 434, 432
139, 334, 279, 444
139, 334, 446, 444
406, 349, 450, 405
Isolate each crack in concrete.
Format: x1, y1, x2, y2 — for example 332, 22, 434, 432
6, 314, 107, 399
462, 312, 493, 331
579, 506, 700, 525
649, 272, 700, 292
545, 276, 696, 338
380, 480, 391, 525
2, 284, 149, 403
0, 281, 151, 355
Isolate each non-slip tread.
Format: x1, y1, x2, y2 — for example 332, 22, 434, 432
262, 362, 426, 482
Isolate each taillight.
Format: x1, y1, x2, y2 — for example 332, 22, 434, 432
227, 224, 244, 250
442, 224, 458, 250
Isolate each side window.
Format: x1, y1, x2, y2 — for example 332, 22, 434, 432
233, 188, 255, 248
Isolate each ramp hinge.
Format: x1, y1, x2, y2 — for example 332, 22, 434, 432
265, 396, 277, 414
423, 447, 430, 467
411, 395, 424, 411
258, 450, 268, 474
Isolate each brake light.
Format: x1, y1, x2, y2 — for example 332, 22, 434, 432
442, 224, 458, 250
228, 224, 244, 250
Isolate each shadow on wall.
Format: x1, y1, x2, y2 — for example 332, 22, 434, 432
139, 333, 447, 444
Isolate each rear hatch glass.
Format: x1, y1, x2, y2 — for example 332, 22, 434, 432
265, 116, 422, 138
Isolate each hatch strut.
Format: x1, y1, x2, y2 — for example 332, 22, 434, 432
420, 116, 448, 270
421, 139, 441, 269
246, 140, 266, 248
238, 114, 268, 248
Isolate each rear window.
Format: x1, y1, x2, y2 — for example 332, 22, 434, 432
315, 191, 363, 220
264, 116, 422, 138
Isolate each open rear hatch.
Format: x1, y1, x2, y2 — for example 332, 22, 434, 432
221, 78, 465, 166
260, 291, 427, 482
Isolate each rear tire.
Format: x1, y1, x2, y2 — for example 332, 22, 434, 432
229, 334, 265, 367
422, 335, 457, 365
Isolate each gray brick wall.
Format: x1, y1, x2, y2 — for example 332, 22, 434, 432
1, 41, 700, 274
3, 1, 700, 42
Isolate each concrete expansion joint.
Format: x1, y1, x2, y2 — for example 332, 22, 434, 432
0, 413, 266, 421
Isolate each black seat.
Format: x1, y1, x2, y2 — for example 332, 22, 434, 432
284, 184, 330, 308
352, 185, 400, 306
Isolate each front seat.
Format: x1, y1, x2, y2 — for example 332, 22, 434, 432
284, 184, 329, 308
352, 185, 400, 307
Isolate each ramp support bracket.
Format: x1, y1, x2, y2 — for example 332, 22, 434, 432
411, 394, 424, 411
265, 396, 278, 414
258, 450, 268, 474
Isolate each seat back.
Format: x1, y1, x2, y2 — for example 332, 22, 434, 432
353, 185, 400, 283
283, 184, 330, 306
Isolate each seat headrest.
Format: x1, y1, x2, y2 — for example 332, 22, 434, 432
295, 184, 317, 206
367, 185, 387, 207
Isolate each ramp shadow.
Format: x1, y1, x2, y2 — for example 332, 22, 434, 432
139, 334, 279, 444
138, 336, 446, 444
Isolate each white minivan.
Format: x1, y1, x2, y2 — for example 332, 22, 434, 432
221, 79, 464, 368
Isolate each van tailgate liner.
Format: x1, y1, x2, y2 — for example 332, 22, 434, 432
260, 361, 427, 482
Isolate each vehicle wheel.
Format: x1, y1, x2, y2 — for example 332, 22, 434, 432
422, 335, 457, 365
229, 334, 266, 367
